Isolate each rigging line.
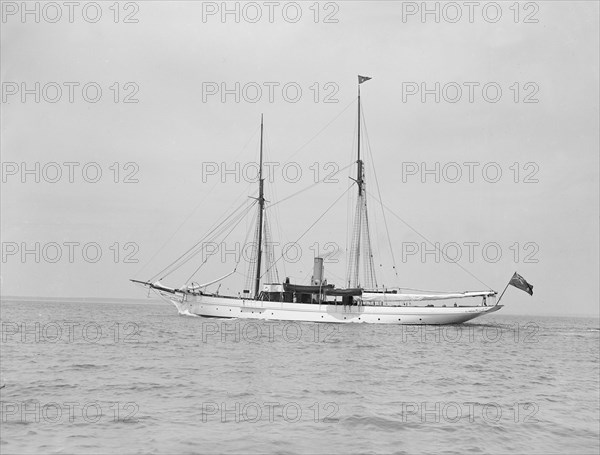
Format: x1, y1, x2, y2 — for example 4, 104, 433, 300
174, 200, 258, 282
173, 200, 254, 276
270, 188, 287, 279
241, 205, 259, 282
301, 269, 312, 283
135, 178, 222, 280
184, 199, 257, 285
262, 130, 287, 279
283, 99, 356, 162
241, 204, 259, 265
151, 200, 251, 281
244, 205, 261, 292
365, 192, 492, 290
135, 125, 261, 281
235, 123, 261, 160
323, 265, 346, 285
361, 103, 399, 279
158, 202, 256, 282
260, 184, 354, 281
361, 196, 377, 289
357, 105, 378, 288
152, 198, 256, 281
396, 287, 480, 294
149, 189, 253, 281
346, 107, 358, 281
262, 211, 278, 282
267, 161, 354, 209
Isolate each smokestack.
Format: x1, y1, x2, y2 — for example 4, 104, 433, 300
312, 257, 324, 285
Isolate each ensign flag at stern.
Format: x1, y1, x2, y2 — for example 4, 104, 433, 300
496, 272, 534, 305
509, 272, 534, 296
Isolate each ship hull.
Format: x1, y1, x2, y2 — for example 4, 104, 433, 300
171, 294, 502, 325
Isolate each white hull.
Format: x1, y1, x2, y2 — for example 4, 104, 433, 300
169, 293, 502, 325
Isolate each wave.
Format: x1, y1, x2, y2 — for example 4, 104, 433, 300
167, 299, 200, 317
178, 309, 200, 318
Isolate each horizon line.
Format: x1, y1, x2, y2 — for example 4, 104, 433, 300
1, 295, 598, 319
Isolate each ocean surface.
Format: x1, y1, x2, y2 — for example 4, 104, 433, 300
1, 299, 598, 454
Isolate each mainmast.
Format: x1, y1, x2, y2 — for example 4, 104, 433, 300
357, 83, 363, 195
347, 75, 375, 289
254, 114, 265, 299
353, 81, 364, 286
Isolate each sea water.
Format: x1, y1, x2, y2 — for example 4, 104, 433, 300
1, 299, 598, 454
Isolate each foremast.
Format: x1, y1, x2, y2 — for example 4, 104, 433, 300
254, 114, 265, 299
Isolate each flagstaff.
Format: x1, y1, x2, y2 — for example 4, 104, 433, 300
496, 280, 511, 305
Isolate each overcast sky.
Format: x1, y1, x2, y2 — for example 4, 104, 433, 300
1, 1, 598, 317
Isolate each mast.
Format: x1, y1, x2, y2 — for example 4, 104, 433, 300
357, 84, 363, 196
347, 75, 374, 289
353, 82, 363, 286
254, 114, 265, 299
